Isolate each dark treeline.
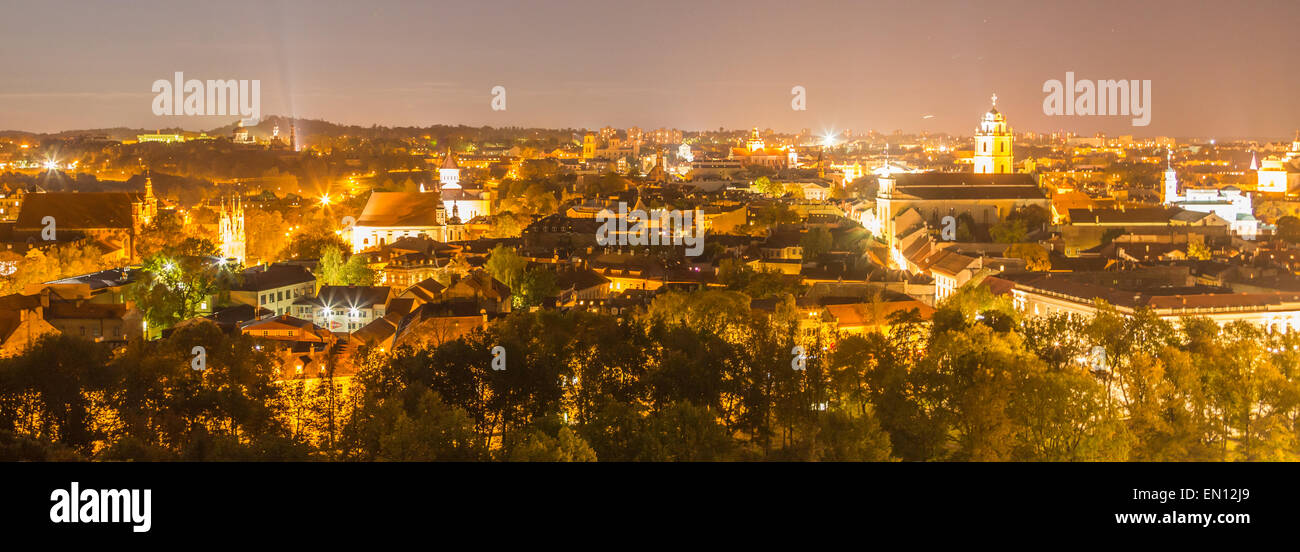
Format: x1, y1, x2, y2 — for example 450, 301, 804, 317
2, 286, 1298, 461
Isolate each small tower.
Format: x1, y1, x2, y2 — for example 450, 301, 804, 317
973, 94, 1013, 174
439, 149, 461, 189
746, 128, 765, 152
582, 133, 596, 160
876, 151, 897, 251
1163, 149, 1179, 205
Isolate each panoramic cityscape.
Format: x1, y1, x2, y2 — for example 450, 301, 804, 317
1, 1, 1298, 473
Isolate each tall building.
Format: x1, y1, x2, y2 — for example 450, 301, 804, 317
582, 133, 596, 159
219, 195, 247, 264
973, 94, 1013, 174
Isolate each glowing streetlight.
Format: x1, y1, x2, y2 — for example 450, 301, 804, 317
319, 194, 332, 206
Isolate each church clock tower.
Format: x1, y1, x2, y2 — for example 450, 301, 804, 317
974, 94, 1013, 174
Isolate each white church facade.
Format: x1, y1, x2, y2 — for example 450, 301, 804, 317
1163, 152, 1258, 240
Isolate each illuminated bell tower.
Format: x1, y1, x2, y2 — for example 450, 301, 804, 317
746, 128, 765, 152
876, 161, 896, 247
1163, 150, 1179, 205
974, 94, 1013, 174
439, 149, 461, 189
582, 133, 596, 159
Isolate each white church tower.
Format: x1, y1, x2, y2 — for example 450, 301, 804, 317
1163, 150, 1180, 205
974, 94, 1013, 174
439, 150, 461, 189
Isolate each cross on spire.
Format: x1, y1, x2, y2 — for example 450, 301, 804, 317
991, 93, 998, 107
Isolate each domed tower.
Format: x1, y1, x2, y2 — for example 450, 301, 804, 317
974, 94, 1013, 174
746, 128, 765, 152
439, 149, 461, 189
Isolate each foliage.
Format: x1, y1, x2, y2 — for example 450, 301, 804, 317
314, 244, 375, 286
4, 286, 1299, 462
752, 176, 783, 197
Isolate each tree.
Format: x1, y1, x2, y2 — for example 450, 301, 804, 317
486, 212, 527, 238
315, 244, 375, 286
753, 176, 783, 197
506, 426, 597, 461
1276, 215, 1300, 244
485, 245, 527, 291
283, 227, 347, 260
800, 227, 833, 261
368, 390, 485, 461
1006, 243, 1051, 271
1187, 241, 1212, 260
131, 249, 232, 330
991, 219, 1029, 243
243, 207, 287, 263
516, 267, 558, 308
137, 210, 213, 258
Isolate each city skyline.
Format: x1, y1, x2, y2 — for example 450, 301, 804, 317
2, 0, 1298, 137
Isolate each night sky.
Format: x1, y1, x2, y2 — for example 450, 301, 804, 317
2, 0, 1297, 138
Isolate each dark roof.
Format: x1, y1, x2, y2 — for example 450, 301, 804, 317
401, 278, 446, 302
356, 192, 444, 227
555, 267, 610, 291
393, 299, 487, 341
1006, 272, 1300, 311
207, 304, 274, 327
441, 188, 487, 201
1067, 207, 1183, 225
352, 316, 398, 344
0, 294, 43, 342
440, 151, 460, 170
45, 267, 139, 289
883, 173, 1047, 200
236, 264, 315, 291
15, 192, 144, 230
929, 251, 979, 276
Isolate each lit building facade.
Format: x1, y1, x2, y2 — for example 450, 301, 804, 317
973, 94, 1013, 174
1162, 152, 1258, 240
